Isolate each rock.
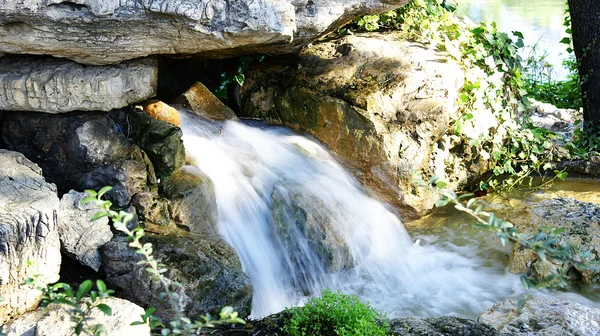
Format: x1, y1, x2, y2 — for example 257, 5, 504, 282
58, 190, 113, 271
388, 316, 498, 336
552, 155, 600, 177
479, 294, 600, 335
174, 82, 239, 121
0, 56, 157, 113
101, 234, 252, 321
161, 166, 218, 235
131, 191, 171, 227
117, 107, 186, 179
505, 198, 600, 283
0, 150, 61, 324
2, 112, 155, 208
3, 298, 151, 336
0, 0, 409, 65
238, 33, 467, 218
142, 100, 181, 127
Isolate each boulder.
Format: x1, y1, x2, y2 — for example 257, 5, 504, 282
479, 294, 600, 335
173, 82, 239, 121
388, 316, 498, 336
101, 234, 252, 320
237, 32, 467, 218
0, 0, 409, 65
161, 166, 219, 235
3, 298, 151, 336
506, 198, 600, 283
142, 100, 181, 127
0, 56, 157, 113
2, 112, 155, 208
0, 150, 61, 324
58, 190, 113, 271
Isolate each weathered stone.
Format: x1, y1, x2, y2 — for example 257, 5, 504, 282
505, 198, 600, 283
162, 166, 218, 235
101, 233, 252, 320
238, 33, 467, 218
479, 294, 600, 335
0, 149, 61, 324
58, 190, 113, 271
132, 191, 171, 226
174, 82, 239, 121
0, 56, 157, 113
142, 100, 181, 127
0, 0, 409, 65
2, 112, 155, 208
553, 155, 600, 177
3, 298, 151, 336
388, 316, 498, 336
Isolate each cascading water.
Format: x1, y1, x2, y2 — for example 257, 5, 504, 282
179, 110, 523, 319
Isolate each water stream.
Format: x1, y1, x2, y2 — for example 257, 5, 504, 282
180, 111, 525, 319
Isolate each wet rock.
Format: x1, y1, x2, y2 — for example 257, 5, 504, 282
161, 166, 218, 235
174, 82, 239, 121
58, 190, 113, 271
101, 234, 252, 320
506, 198, 600, 283
552, 155, 600, 177
142, 100, 181, 127
0, 56, 157, 113
2, 112, 155, 208
0, 0, 409, 65
0, 150, 61, 324
131, 191, 171, 227
479, 294, 600, 335
388, 316, 498, 335
238, 33, 468, 218
3, 298, 151, 336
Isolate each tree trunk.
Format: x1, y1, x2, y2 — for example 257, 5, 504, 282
568, 0, 600, 128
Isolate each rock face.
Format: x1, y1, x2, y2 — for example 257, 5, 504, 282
237, 32, 467, 218
0, 56, 157, 113
0, 0, 409, 65
479, 294, 600, 336
388, 317, 498, 336
506, 198, 600, 283
58, 190, 113, 271
0, 150, 61, 324
101, 234, 252, 320
174, 82, 239, 121
2, 112, 155, 208
3, 298, 151, 336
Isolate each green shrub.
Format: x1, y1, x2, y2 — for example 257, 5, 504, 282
281, 290, 388, 336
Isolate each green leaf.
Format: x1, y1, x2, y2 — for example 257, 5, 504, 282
97, 186, 112, 198
97, 303, 112, 316
89, 212, 108, 222
76, 280, 93, 301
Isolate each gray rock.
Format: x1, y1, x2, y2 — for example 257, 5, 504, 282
58, 190, 113, 271
389, 316, 498, 336
0, 56, 157, 113
2, 112, 155, 208
0, 149, 61, 324
3, 297, 151, 336
479, 294, 600, 336
0, 0, 409, 65
101, 234, 252, 320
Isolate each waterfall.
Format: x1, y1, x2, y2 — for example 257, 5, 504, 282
179, 111, 522, 319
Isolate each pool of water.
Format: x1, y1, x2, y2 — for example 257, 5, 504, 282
457, 0, 570, 80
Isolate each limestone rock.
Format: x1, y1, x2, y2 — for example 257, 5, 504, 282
2, 112, 155, 208
0, 0, 409, 65
479, 294, 600, 335
238, 32, 466, 218
388, 316, 498, 336
101, 234, 252, 320
174, 82, 239, 121
0, 56, 157, 113
58, 190, 113, 271
161, 166, 218, 235
0, 150, 61, 324
142, 100, 181, 127
3, 298, 151, 336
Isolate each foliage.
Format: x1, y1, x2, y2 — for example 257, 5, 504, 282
83, 187, 245, 335
413, 175, 600, 290
25, 262, 114, 336
566, 120, 600, 158
281, 290, 388, 336
215, 55, 265, 99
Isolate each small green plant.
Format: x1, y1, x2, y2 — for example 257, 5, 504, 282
281, 290, 388, 336
215, 55, 265, 99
